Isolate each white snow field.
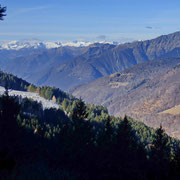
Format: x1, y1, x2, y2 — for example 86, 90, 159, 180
0, 86, 59, 110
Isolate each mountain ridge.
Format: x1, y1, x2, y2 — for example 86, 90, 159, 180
1, 31, 180, 90
70, 57, 180, 138
36, 31, 180, 90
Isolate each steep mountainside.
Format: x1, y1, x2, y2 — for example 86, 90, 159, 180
41, 31, 180, 90
39, 43, 116, 90
70, 58, 180, 138
0, 46, 88, 85
2, 32, 180, 90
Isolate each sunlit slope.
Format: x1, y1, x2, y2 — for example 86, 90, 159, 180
71, 58, 180, 138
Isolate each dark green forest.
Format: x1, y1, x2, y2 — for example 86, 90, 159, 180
0, 71, 30, 91
0, 83, 180, 180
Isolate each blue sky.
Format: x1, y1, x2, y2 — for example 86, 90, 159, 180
1, 0, 180, 42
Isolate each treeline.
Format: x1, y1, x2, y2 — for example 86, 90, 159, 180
1, 90, 180, 179
27, 84, 73, 104
0, 71, 30, 91
0, 70, 74, 105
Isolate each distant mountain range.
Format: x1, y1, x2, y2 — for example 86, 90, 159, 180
0, 39, 119, 50
48, 31, 180, 90
70, 58, 180, 138
1, 32, 180, 90
0, 41, 117, 90
0, 39, 94, 50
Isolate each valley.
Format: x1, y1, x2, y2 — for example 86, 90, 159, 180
71, 58, 180, 138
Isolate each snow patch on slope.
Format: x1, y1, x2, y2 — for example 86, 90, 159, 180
0, 86, 59, 110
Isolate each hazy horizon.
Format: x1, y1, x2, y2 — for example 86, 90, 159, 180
1, 0, 180, 42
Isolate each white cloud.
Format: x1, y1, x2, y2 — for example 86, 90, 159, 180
14, 5, 51, 15
96, 35, 107, 40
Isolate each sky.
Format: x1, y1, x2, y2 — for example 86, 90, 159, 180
1, 0, 180, 42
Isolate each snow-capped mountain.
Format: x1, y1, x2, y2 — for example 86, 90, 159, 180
0, 39, 92, 50
0, 39, 119, 50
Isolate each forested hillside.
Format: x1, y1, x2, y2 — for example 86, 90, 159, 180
0, 70, 74, 105
0, 70, 180, 179
0, 87, 180, 179
0, 70, 30, 91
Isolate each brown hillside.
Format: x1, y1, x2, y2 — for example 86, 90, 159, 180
71, 58, 180, 138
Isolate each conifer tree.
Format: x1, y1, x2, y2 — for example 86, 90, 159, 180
0, 86, 21, 146
62, 99, 69, 111
172, 144, 180, 177
104, 115, 114, 145
63, 99, 94, 171
174, 145, 180, 167
71, 99, 92, 145
149, 125, 171, 178
116, 115, 135, 150
150, 125, 170, 163
71, 99, 87, 122
0, 86, 21, 173
0, 5, 6, 20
